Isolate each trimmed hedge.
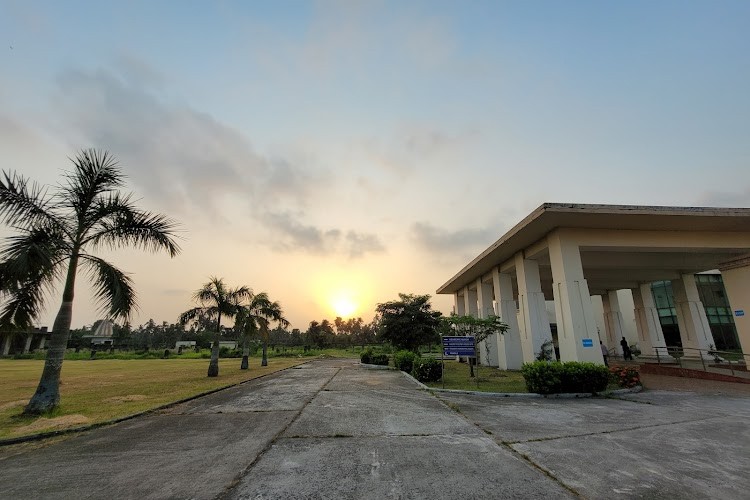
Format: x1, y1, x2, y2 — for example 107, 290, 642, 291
360, 348, 389, 366
393, 350, 419, 373
521, 361, 609, 394
411, 357, 442, 382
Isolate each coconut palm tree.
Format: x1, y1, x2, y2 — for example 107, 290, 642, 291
235, 292, 289, 368
0, 149, 181, 415
179, 277, 251, 377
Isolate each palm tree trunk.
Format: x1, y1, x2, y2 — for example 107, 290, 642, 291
208, 311, 221, 377
261, 340, 268, 367
241, 335, 249, 370
24, 254, 78, 415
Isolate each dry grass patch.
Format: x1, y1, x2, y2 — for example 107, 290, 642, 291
0, 357, 306, 440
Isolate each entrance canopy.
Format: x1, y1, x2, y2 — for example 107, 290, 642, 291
437, 203, 750, 298
437, 203, 750, 366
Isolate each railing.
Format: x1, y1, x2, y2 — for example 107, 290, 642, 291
648, 346, 749, 377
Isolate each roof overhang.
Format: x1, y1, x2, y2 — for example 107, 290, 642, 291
437, 203, 750, 295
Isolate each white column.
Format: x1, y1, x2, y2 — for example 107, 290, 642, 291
548, 232, 603, 364
23, 334, 32, 353
719, 261, 750, 355
632, 284, 669, 358
454, 292, 465, 316
465, 286, 478, 317
672, 275, 714, 356
493, 268, 524, 369
602, 291, 625, 355
515, 253, 554, 362
477, 278, 499, 367
38, 336, 46, 350
1, 334, 11, 356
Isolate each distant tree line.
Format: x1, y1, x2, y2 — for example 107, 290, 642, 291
65, 315, 380, 351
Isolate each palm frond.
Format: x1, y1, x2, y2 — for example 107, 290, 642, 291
61, 149, 125, 218
81, 254, 137, 320
0, 262, 55, 329
83, 193, 181, 257
179, 306, 218, 326
0, 171, 63, 232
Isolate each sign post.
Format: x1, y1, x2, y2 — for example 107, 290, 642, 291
442, 336, 476, 388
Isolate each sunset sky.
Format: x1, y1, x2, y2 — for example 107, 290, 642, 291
2, 1, 749, 331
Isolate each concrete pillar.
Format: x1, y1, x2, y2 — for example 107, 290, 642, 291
515, 253, 555, 362
632, 284, 669, 358
492, 268, 524, 369
454, 292, 465, 316
672, 274, 714, 356
477, 278, 499, 367
23, 334, 32, 354
719, 261, 750, 355
602, 291, 625, 355
548, 231, 604, 364
1, 334, 11, 356
465, 286, 478, 317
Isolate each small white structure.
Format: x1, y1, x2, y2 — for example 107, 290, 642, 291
175, 341, 197, 349
83, 320, 114, 346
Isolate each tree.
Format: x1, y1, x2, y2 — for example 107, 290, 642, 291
375, 293, 441, 352
0, 149, 180, 415
235, 292, 289, 368
179, 277, 251, 377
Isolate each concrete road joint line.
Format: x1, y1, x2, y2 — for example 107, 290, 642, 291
0, 360, 311, 448
216, 366, 342, 500
426, 386, 583, 498
504, 414, 725, 445
501, 442, 584, 499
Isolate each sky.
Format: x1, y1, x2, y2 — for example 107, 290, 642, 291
1, 0, 749, 331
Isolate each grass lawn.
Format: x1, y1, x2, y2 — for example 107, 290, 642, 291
424, 360, 528, 393
0, 356, 307, 440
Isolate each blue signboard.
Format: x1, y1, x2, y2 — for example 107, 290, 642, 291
443, 336, 476, 357
736, 310, 745, 317
582, 338, 594, 348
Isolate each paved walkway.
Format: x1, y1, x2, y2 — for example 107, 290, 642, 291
1, 359, 748, 499
0, 359, 572, 499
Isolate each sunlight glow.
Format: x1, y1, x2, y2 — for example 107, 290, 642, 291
331, 294, 357, 318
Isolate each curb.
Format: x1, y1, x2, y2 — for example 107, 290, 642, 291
359, 362, 395, 371
0, 361, 309, 448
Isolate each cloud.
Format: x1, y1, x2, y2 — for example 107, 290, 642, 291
345, 230, 386, 258
411, 222, 496, 256
51, 64, 318, 218
261, 211, 385, 258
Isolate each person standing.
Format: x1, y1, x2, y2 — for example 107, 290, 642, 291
620, 337, 633, 360
600, 341, 609, 366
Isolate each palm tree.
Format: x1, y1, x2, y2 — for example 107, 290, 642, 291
179, 277, 251, 377
235, 292, 289, 368
0, 149, 181, 415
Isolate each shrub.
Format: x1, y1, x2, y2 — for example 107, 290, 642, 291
360, 348, 373, 364
394, 350, 419, 373
521, 361, 609, 394
609, 366, 641, 388
521, 361, 564, 394
369, 353, 390, 366
411, 357, 442, 382
560, 362, 609, 393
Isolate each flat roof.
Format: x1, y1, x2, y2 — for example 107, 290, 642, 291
436, 203, 750, 295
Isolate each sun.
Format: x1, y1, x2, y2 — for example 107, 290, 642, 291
331, 294, 357, 318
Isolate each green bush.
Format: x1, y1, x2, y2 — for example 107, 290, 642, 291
521, 362, 564, 394
360, 348, 374, 364
393, 350, 419, 373
369, 353, 389, 366
521, 361, 609, 395
411, 358, 442, 382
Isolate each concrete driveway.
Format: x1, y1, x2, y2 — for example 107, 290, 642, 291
0, 359, 747, 499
